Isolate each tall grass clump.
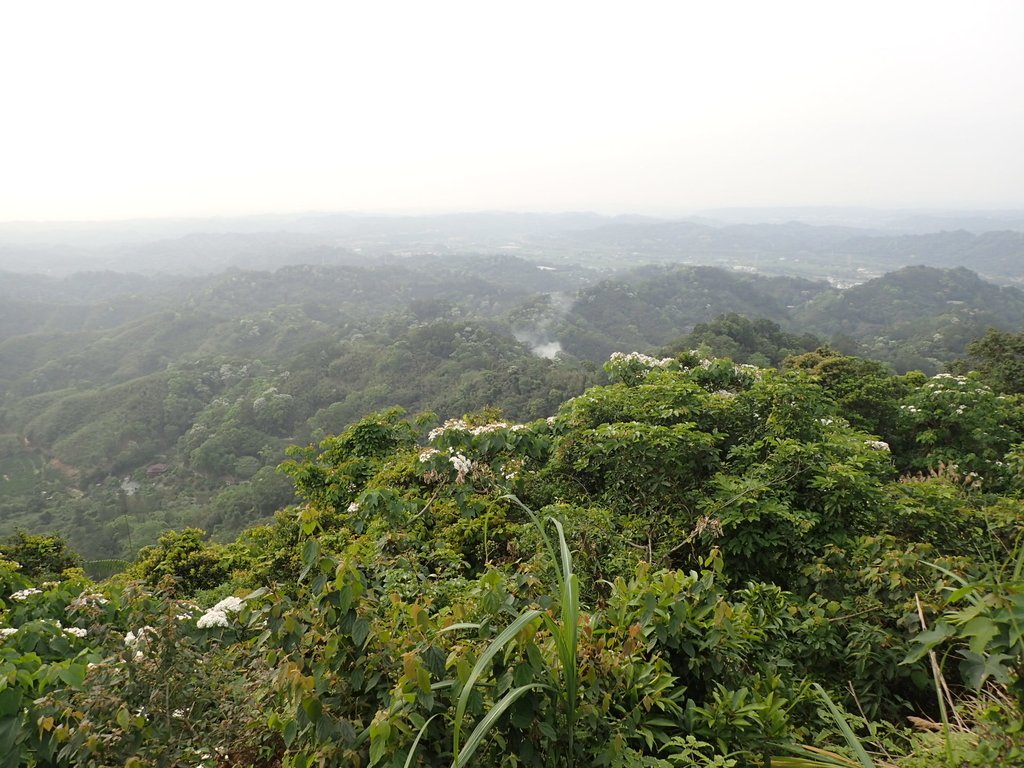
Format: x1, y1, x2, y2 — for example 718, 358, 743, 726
448, 497, 581, 768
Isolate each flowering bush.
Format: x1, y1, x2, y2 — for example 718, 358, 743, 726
896, 371, 1024, 487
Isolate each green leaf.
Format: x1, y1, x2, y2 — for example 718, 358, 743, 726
902, 623, 956, 664
0, 717, 18, 762
283, 717, 299, 748
0, 690, 21, 719
58, 663, 86, 689
352, 618, 371, 648
959, 616, 1000, 656
453, 684, 547, 768
959, 650, 1014, 689
298, 539, 320, 583
301, 696, 322, 724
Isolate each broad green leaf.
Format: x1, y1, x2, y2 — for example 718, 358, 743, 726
902, 623, 955, 664
959, 616, 1000, 655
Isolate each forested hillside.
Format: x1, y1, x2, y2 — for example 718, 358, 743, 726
1, 349, 1021, 766
4, 259, 1024, 559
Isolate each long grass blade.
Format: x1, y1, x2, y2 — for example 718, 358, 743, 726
812, 683, 876, 768
503, 495, 563, 583
549, 517, 579, 761
452, 609, 543, 759
453, 684, 548, 768
404, 713, 440, 768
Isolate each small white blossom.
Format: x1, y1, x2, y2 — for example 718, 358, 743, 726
63, 627, 88, 638
0, 627, 17, 639
347, 501, 360, 513
418, 448, 440, 462
125, 626, 155, 648
449, 453, 473, 483
864, 440, 890, 452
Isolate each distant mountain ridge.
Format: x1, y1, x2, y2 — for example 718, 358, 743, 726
2, 210, 1023, 283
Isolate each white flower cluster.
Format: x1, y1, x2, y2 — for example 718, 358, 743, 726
864, 440, 890, 452
64, 626, 88, 638
69, 592, 109, 611
197, 612, 230, 629
427, 419, 525, 441
428, 419, 469, 440
418, 448, 440, 462
677, 353, 762, 383
925, 374, 986, 393
609, 351, 675, 368
449, 453, 473, 484
0, 627, 17, 639
197, 595, 245, 629
347, 501, 360, 513
10, 588, 42, 601
900, 405, 920, 414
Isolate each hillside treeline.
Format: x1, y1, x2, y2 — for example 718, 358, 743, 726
4, 259, 1024, 558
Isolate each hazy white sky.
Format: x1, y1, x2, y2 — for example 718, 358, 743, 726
2, 0, 1022, 221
